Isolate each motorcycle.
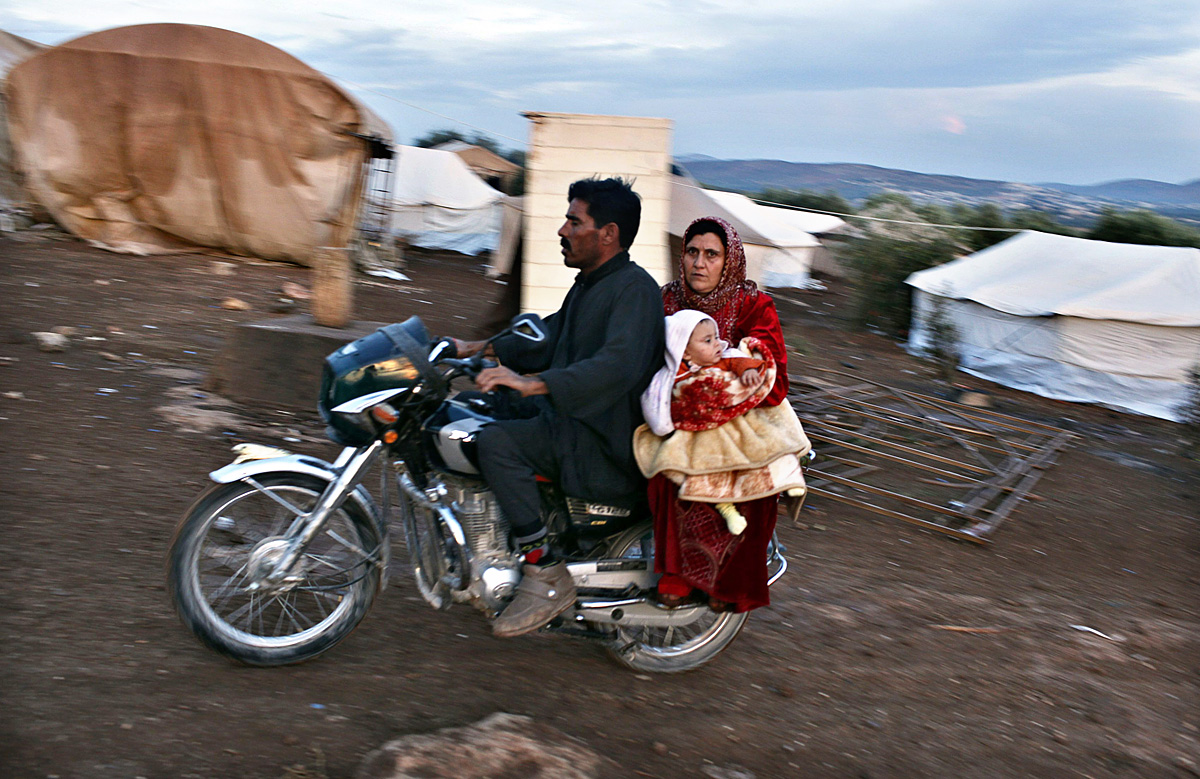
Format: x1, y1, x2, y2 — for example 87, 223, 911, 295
167, 314, 789, 673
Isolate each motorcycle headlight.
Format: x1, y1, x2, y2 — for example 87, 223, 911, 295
369, 402, 399, 425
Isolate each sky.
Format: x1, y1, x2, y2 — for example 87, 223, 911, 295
3, 0, 1198, 186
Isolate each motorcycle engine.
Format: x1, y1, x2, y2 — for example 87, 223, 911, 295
438, 474, 520, 613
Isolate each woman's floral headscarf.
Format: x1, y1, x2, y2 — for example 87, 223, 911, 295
663, 216, 758, 339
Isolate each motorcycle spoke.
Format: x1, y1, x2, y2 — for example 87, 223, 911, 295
239, 591, 282, 632
254, 592, 267, 636
307, 589, 333, 620
203, 565, 253, 610
213, 506, 285, 542
223, 594, 262, 629
274, 594, 314, 635
616, 639, 639, 656
303, 547, 350, 568
176, 477, 379, 656
244, 477, 310, 519
272, 597, 292, 636
198, 541, 250, 567
265, 504, 301, 541
321, 528, 373, 563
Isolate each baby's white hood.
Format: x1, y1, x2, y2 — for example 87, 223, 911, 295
664, 309, 718, 366
641, 310, 721, 437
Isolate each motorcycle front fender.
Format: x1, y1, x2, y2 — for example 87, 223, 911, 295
208, 453, 389, 591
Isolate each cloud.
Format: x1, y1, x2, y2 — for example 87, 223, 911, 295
941, 116, 967, 135
657, 72, 1200, 184
2, 0, 1198, 183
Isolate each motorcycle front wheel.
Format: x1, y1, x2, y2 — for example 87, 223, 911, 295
601, 521, 747, 674
167, 474, 382, 666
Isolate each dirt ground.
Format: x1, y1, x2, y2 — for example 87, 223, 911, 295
1, 231, 1197, 779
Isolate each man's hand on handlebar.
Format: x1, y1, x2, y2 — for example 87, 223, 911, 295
451, 338, 494, 359
476, 365, 548, 398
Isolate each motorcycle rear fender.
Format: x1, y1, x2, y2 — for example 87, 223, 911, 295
208, 454, 389, 592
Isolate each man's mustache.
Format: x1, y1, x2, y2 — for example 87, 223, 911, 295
561, 239, 571, 252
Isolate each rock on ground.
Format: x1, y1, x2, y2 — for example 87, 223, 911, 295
31, 331, 69, 351
356, 712, 620, 779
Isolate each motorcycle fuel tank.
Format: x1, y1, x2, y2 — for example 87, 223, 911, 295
422, 399, 493, 476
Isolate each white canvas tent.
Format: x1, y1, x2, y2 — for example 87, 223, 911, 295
907, 231, 1200, 421
389, 145, 505, 256
669, 176, 843, 287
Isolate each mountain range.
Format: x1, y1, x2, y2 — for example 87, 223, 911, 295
676, 157, 1200, 226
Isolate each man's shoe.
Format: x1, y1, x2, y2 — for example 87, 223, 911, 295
493, 562, 576, 638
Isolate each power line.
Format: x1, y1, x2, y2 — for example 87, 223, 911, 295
745, 191, 1021, 232
325, 73, 526, 148
672, 179, 1023, 232
331, 75, 1022, 234
0, 32, 1072, 237
302, 72, 1017, 234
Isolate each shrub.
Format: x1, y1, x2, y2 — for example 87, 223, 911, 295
759, 187, 854, 215
1087, 208, 1200, 248
921, 286, 962, 382
840, 234, 959, 338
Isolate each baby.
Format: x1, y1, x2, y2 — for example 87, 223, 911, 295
636, 310, 808, 535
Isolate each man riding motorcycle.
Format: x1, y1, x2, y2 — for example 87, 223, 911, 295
452, 177, 665, 637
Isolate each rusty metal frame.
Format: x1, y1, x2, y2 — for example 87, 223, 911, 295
790, 374, 1074, 544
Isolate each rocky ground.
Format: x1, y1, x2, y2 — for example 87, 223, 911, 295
0, 231, 1197, 778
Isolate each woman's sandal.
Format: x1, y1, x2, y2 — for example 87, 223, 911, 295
657, 591, 687, 608
657, 588, 708, 609
708, 597, 731, 613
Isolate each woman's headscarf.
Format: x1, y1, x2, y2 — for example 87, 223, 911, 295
663, 216, 758, 340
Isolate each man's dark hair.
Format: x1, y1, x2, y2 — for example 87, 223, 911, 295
683, 218, 728, 251
567, 177, 641, 250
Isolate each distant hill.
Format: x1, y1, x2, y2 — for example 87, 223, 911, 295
1038, 178, 1200, 206
676, 157, 1200, 226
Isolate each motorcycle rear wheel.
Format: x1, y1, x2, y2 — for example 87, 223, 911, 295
168, 474, 381, 666
601, 521, 747, 674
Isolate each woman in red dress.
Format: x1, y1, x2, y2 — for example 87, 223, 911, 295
652, 216, 794, 612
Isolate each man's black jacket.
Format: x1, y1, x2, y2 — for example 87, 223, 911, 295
491, 251, 665, 505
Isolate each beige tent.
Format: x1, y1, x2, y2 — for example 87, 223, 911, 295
433, 140, 521, 192
4, 23, 392, 264
0, 30, 45, 211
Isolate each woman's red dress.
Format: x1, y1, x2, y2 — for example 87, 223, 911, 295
651, 291, 789, 612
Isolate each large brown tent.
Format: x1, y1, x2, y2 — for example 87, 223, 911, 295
1, 29, 45, 211
4, 23, 391, 263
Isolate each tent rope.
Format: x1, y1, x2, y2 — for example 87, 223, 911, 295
328, 74, 526, 147
676, 181, 1020, 232
334, 76, 1023, 235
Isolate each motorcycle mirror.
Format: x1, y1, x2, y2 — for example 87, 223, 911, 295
510, 314, 546, 343
428, 338, 455, 362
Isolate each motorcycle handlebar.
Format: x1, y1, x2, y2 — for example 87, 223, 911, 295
435, 354, 497, 379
